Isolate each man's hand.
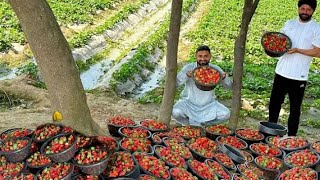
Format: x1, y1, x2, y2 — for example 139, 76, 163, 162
186, 71, 192, 77
287, 48, 300, 54
222, 72, 226, 80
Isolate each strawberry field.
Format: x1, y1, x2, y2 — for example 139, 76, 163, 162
0, 118, 319, 179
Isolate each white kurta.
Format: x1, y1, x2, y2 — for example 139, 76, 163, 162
172, 62, 232, 125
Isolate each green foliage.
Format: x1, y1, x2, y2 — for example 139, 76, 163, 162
68, 0, 150, 48
16, 61, 46, 89
301, 118, 320, 128
112, 0, 197, 86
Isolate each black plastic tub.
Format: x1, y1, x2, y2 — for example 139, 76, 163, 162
258, 121, 287, 137
0, 137, 32, 162
220, 144, 246, 164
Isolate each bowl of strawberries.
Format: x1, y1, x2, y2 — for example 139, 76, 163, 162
261, 32, 292, 57
0, 137, 32, 162
192, 66, 222, 91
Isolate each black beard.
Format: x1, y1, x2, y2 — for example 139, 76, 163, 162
197, 61, 209, 66
299, 13, 312, 22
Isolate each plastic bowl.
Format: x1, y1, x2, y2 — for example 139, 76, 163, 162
71, 173, 105, 180
187, 159, 218, 180
13, 173, 38, 180
239, 150, 254, 163
139, 120, 169, 133
216, 136, 248, 150
118, 126, 152, 139
73, 148, 109, 176
0, 128, 33, 141
0, 137, 32, 162
37, 163, 74, 180
40, 133, 77, 163
277, 167, 318, 180
235, 128, 265, 145
171, 125, 204, 140
204, 159, 233, 179
204, 124, 234, 141
277, 136, 310, 153
32, 123, 64, 143
220, 144, 246, 164
284, 149, 320, 168
261, 31, 292, 57
192, 66, 222, 91
249, 142, 282, 158
258, 121, 287, 136
254, 156, 284, 172
119, 138, 153, 155
153, 145, 187, 169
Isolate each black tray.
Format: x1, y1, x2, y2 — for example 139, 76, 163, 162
258, 121, 287, 136
220, 144, 246, 164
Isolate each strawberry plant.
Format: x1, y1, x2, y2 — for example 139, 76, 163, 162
140, 119, 168, 131
206, 160, 231, 180
120, 127, 151, 138
279, 167, 317, 180
170, 167, 198, 180
217, 136, 247, 149
105, 151, 135, 178
134, 153, 170, 179
172, 126, 202, 139
120, 138, 151, 153
213, 153, 235, 169
250, 143, 281, 157
187, 159, 218, 180
255, 155, 283, 170
188, 137, 219, 159
26, 151, 51, 168
193, 66, 221, 85
37, 163, 72, 179
154, 146, 186, 168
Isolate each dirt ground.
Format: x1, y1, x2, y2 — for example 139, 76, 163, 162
0, 76, 161, 134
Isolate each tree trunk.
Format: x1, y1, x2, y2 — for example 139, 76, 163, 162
229, 0, 259, 130
8, 0, 105, 136
158, 0, 183, 124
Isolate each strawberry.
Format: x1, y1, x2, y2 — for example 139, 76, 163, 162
188, 159, 218, 180
134, 153, 170, 179
236, 128, 264, 141
193, 66, 220, 85
285, 149, 319, 167
213, 153, 235, 169
172, 126, 201, 139
279, 167, 317, 180
108, 116, 136, 126
37, 163, 72, 179
120, 138, 151, 153
33, 124, 62, 141
26, 151, 51, 167
170, 167, 198, 180
140, 119, 168, 131
104, 151, 134, 178
250, 143, 281, 157
120, 127, 150, 138
188, 137, 219, 158
155, 146, 186, 168
74, 147, 108, 165
217, 136, 247, 149
255, 155, 283, 170
206, 160, 231, 180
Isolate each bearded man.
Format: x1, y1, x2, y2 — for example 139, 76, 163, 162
268, 0, 320, 136
172, 45, 232, 126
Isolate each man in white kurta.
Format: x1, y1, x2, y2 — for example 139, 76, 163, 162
172, 45, 232, 126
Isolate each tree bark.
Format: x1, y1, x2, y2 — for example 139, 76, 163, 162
8, 0, 105, 135
229, 0, 259, 130
158, 0, 183, 124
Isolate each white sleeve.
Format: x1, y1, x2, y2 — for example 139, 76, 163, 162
312, 24, 320, 48
176, 64, 192, 87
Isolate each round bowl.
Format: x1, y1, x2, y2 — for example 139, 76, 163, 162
171, 125, 203, 140
205, 159, 233, 180
235, 128, 265, 145
37, 163, 74, 180
0, 137, 32, 162
153, 145, 187, 169
40, 133, 77, 163
139, 119, 169, 133
261, 31, 292, 57
119, 138, 153, 155
220, 144, 246, 164
249, 142, 282, 158
277, 136, 310, 153
118, 126, 151, 139
192, 65, 222, 91
216, 135, 248, 150
278, 167, 318, 180
0, 128, 33, 141
284, 149, 320, 168
204, 124, 234, 141
254, 156, 284, 172
187, 159, 218, 180
32, 123, 64, 143
258, 121, 287, 136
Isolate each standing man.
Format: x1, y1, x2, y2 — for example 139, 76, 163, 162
172, 45, 233, 126
268, 0, 320, 136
